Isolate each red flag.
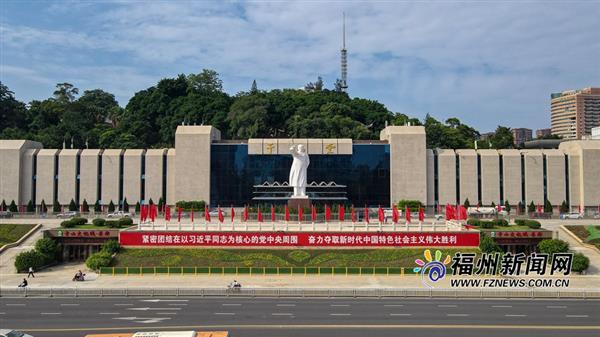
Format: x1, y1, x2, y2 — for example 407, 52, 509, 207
177, 207, 182, 222
165, 206, 171, 221
140, 205, 146, 221
460, 206, 468, 220
351, 206, 356, 223
191, 209, 194, 222
325, 204, 331, 222
150, 204, 156, 222
392, 205, 399, 224
243, 205, 249, 222
257, 207, 263, 222
284, 205, 290, 222
406, 207, 411, 223
364, 206, 369, 224
419, 207, 424, 222
298, 206, 303, 223
445, 204, 450, 220
218, 207, 224, 223
231, 206, 235, 222
205, 207, 211, 222
271, 205, 276, 222
378, 206, 384, 223
537, 204, 542, 214
497, 203, 502, 213
340, 205, 345, 222
311, 205, 317, 222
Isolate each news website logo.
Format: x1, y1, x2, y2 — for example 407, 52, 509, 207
413, 249, 452, 288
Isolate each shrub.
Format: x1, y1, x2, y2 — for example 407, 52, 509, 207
105, 220, 120, 228
85, 252, 112, 270
123, 198, 129, 212
397, 200, 422, 210
526, 220, 541, 229
35, 238, 58, 263
118, 217, 133, 227
53, 200, 61, 213
467, 218, 480, 226
135, 202, 141, 212
102, 239, 121, 254
504, 200, 511, 214
60, 220, 75, 228
495, 219, 509, 227
82, 199, 89, 212
14, 250, 46, 272
528, 201, 536, 213
463, 198, 470, 208
480, 235, 502, 253
480, 221, 495, 229
288, 250, 311, 263
71, 217, 87, 226
92, 218, 106, 227
571, 253, 589, 273
94, 200, 101, 212
0, 199, 6, 211
40, 199, 48, 213
543, 199, 553, 213
68, 199, 77, 211
27, 200, 34, 213
514, 219, 526, 226
175, 200, 206, 211
538, 239, 569, 255
8, 200, 18, 212
108, 200, 115, 212
560, 200, 569, 214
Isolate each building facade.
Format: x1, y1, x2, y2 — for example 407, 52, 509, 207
512, 128, 532, 146
536, 128, 552, 138
2, 125, 600, 212
551, 87, 600, 140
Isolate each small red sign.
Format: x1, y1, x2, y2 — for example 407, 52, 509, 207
119, 231, 480, 247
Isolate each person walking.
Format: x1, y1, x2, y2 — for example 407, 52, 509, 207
27, 266, 35, 278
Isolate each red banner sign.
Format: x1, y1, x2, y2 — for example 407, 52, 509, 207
119, 231, 480, 247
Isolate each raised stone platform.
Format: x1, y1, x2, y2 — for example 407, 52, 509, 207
288, 197, 311, 210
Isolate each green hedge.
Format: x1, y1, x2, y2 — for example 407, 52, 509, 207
98, 266, 412, 276
85, 251, 112, 270
514, 219, 541, 229
175, 200, 206, 212
467, 218, 508, 228
14, 250, 46, 272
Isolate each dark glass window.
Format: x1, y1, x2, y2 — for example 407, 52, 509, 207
210, 144, 390, 207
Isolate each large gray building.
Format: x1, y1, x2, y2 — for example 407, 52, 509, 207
1, 125, 599, 212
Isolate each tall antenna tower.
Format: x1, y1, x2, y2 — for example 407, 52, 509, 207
340, 12, 348, 92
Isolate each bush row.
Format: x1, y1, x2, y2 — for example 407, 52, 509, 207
466, 218, 508, 228
85, 239, 121, 270
14, 238, 58, 272
60, 217, 88, 228
91, 217, 133, 228
514, 219, 542, 229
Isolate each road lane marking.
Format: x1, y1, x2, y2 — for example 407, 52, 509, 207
277, 304, 296, 307
222, 304, 242, 306
272, 313, 293, 316
0, 312, 5, 315
547, 306, 567, 309
158, 312, 178, 315
114, 304, 133, 306
168, 304, 187, 306
390, 313, 412, 316
505, 314, 527, 317
128, 307, 181, 311
438, 305, 458, 308
214, 313, 235, 315
447, 314, 469, 317
16, 323, 600, 332
492, 305, 512, 308
330, 304, 350, 307
6, 304, 25, 306
566, 315, 589, 318
142, 299, 188, 303
99, 313, 120, 315
330, 313, 352, 316
41, 312, 61, 315
60, 304, 80, 306
384, 304, 404, 307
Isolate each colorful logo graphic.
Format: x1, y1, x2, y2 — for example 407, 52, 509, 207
414, 249, 451, 288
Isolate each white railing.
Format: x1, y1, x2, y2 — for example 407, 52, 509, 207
1, 287, 598, 299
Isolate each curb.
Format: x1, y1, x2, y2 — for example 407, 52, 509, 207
0, 223, 42, 254
560, 225, 600, 254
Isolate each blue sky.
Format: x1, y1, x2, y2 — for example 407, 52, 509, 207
1, 1, 599, 132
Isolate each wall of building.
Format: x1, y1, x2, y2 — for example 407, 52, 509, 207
436, 149, 456, 205
145, 149, 166, 204
101, 149, 122, 206
479, 149, 500, 205
123, 149, 144, 205
0, 140, 42, 206
79, 149, 100, 206
499, 149, 522, 206
35, 149, 59, 207
57, 149, 80, 205
523, 150, 544, 206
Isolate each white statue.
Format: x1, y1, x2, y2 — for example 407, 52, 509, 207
289, 144, 310, 197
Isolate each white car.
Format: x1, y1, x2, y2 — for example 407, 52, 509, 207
107, 211, 131, 218
0, 329, 34, 337
560, 212, 583, 219
56, 211, 77, 218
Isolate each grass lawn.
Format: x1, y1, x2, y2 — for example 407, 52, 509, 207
0, 224, 36, 247
565, 225, 600, 249
113, 247, 478, 268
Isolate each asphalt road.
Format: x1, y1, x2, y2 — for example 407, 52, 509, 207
1, 297, 599, 337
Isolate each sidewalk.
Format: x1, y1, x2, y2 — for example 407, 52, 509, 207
0, 223, 45, 283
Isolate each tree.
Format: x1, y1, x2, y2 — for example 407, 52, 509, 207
123, 198, 129, 212
0, 82, 28, 133
148, 198, 154, 205
14, 250, 46, 272
489, 126, 514, 149
480, 235, 502, 253
35, 238, 58, 263
560, 200, 569, 214
40, 199, 47, 213
538, 239, 569, 255
135, 201, 141, 213
82, 199, 89, 212
571, 253, 590, 273
68, 199, 77, 211
94, 200, 101, 212
108, 200, 115, 213
250, 80, 258, 94
543, 199, 553, 213
0, 200, 5, 211
518, 201, 525, 214
53, 83, 79, 103
9, 200, 18, 212
463, 198, 471, 208
334, 78, 345, 92
53, 200, 61, 213
27, 200, 34, 213
528, 201, 536, 213
304, 76, 324, 92
504, 200, 511, 214
187, 69, 223, 93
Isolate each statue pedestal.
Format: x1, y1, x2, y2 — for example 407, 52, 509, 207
288, 196, 311, 210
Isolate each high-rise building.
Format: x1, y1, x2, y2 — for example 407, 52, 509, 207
551, 87, 600, 140
512, 128, 532, 146
536, 128, 552, 138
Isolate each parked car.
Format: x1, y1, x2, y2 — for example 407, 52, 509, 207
0, 211, 13, 218
56, 211, 78, 218
107, 211, 131, 218
560, 212, 583, 220
0, 329, 34, 337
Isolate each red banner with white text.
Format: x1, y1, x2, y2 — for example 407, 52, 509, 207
119, 231, 480, 247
